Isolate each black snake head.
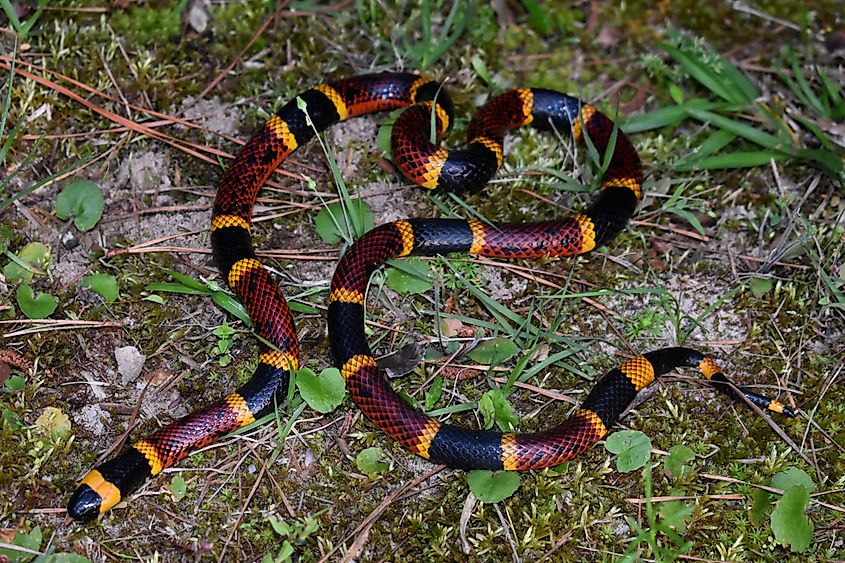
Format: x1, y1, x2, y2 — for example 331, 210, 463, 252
67, 484, 101, 523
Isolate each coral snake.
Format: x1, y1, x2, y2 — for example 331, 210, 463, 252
68, 72, 794, 522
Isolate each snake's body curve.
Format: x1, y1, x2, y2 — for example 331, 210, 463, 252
68, 73, 792, 522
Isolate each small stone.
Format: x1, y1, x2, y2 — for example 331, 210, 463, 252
115, 345, 146, 385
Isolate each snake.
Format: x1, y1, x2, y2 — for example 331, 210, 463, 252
68, 72, 794, 522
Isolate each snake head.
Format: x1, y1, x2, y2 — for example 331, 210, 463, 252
67, 484, 102, 523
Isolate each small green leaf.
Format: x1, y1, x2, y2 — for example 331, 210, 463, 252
212, 323, 236, 338
749, 277, 773, 298
270, 516, 291, 537
170, 475, 187, 501
35, 407, 71, 440
356, 447, 390, 475
471, 55, 492, 85
0, 526, 42, 561
668, 83, 684, 104
478, 389, 519, 431
750, 487, 772, 527
2, 408, 21, 428
277, 541, 294, 561
770, 485, 814, 552
663, 444, 695, 478
771, 467, 816, 494
295, 367, 346, 414
467, 470, 521, 503
55, 179, 104, 231
3, 241, 51, 283
82, 273, 118, 303
467, 337, 519, 365
604, 430, 652, 472
314, 199, 373, 244
424, 375, 443, 410
666, 207, 705, 235
385, 258, 433, 294
5, 374, 25, 392
658, 487, 694, 533
16, 284, 58, 319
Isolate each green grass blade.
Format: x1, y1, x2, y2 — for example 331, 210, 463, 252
686, 108, 794, 153
673, 129, 735, 169
792, 115, 834, 150
427, 402, 477, 417
0, 0, 23, 31
0, 118, 24, 165
816, 67, 844, 115
664, 29, 757, 104
0, 46, 15, 145
661, 44, 737, 104
674, 150, 789, 171
622, 100, 718, 133
787, 53, 826, 116
520, 0, 551, 34
427, 1, 472, 69
517, 348, 589, 383
146, 282, 211, 296
716, 56, 759, 104
796, 148, 844, 179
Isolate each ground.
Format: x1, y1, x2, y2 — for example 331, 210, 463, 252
0, 1, 844, 562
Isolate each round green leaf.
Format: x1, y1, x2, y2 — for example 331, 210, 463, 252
5, 374, 25, 392
170, 475, 187, 501
467, 469, 521, 503
3, 241, 51, 283
467, 337, 519, 366
385, 258, 433, 294
749, 277, 773, 298
314, 199, 373, 244
82, 273, 119, 303
35, 406, 71, 440
55, 179, 104, 231
771, 485, 813, 553
771, 467, 816, 494
663, 444, 695, 478
604, 430, 652, 472
295, 367, 346, 413
16, 284, 58, 319
356, 447, 390, 475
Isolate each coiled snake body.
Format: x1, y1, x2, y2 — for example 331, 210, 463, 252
68, 73, 792, 522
